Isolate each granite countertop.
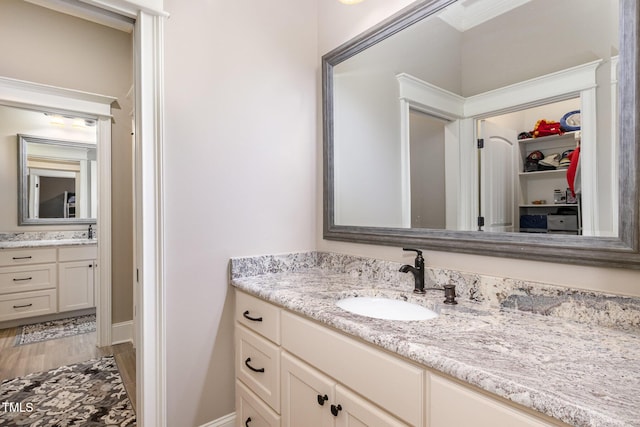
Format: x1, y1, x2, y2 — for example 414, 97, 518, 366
0, 231, 96, 249
230, 253, 640, 427
0, 239, 97, 249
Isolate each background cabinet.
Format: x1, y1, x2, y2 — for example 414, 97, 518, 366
517, 132, 581, 234
58, 246, 97, 312
0, 248, 57, 321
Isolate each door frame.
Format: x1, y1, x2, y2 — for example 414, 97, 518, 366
27, 1, 169, 426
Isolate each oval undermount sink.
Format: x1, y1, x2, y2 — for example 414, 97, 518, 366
336, 297, 438, 321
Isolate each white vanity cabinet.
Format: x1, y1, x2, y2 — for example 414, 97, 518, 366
235, 290, 422, 427
58, 246, 97, 312
0, 248, 57, 321
235, 290, 569, 427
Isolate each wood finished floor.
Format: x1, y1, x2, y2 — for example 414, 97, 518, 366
0, 326, 136, 410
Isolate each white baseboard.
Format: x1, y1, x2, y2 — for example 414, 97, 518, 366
199, 412, 236, 427
111, 320, 133, 345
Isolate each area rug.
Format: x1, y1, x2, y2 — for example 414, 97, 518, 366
0, 355, 135, 426
14, 314, 96, 346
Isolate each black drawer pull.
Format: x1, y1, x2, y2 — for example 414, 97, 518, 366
244, 358, 265, 373
331, 404, 342, 416
317, 394, 328, 406
245, 417, 251, 427
12, 256, 32, 260
13, 277, 33, 282
13, 303, 33, 309
243, 310, 263, 322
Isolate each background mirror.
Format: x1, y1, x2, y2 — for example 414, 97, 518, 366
19, 135, 97, 223
332, 0, 618, 237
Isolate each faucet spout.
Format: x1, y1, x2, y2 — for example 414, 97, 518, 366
399, 248, 425, 294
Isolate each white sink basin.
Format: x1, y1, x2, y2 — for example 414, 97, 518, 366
336, 297, 438, 321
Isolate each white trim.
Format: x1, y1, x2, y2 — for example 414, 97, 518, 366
580, 88, 598, 236
112, 320, 134, 344
610, 56, 619, 237
96, 116, 112, 347
396, 73, 465, 119
398, 99, 411, 227
199, 413, 236, 427
81, 0, 169, 19
134, 10, 167, 427
24, 0, 135, 33
464, 59, 603, 117
0, 76, 115, 117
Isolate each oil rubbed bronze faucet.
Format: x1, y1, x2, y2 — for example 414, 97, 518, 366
399, 248, 458, 304
399, 248, 425, 294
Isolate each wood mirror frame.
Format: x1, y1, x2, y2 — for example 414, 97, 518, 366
323, 0, 640, 269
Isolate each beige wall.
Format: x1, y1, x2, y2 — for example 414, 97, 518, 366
316, 0, 640, 297
0, 0, 134, 323
163, 0, 317, 424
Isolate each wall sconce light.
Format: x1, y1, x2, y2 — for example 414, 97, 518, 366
339, 0, 365, 4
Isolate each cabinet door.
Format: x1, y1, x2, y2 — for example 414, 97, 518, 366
334, 385, 409, 427
281, 352, 334, 427
58, 260, 95, 312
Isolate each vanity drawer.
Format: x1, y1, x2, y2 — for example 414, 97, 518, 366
0, 289, 57, 321
236, 379, 280, 427
236, 324, 281, 413
0, 264, 57, 295
0, 248, 56, 267
281, 311, 424, 427
58, 245, 97, 262
236, 290, 281, 344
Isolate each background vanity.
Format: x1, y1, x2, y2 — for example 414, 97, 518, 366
0, 234, 97, 324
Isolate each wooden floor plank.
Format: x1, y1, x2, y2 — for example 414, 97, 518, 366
0, 326, 136, 411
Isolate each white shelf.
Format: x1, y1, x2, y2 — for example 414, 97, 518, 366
519, 169, 568, 177
518, 131, 579, 144
520, 204, 579, 208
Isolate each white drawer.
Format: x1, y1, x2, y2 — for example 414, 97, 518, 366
0, 248, 56, 267
281, 311, 424, 427
58, 245, 97, 262
236, 380, 280, 427
429, 373, 557, 427
236, 290, 281, 344
0, 289, 57, 321
0, 264, 57, 295
237, 324, 281, 413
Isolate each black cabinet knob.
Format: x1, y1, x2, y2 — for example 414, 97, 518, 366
331, 404, 342, 416
317, 394, 328, 406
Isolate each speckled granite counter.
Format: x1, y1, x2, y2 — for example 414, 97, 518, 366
230, 252, 640, 427
0, 231, 96, 249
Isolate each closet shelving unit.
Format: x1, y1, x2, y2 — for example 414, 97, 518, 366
517, 131, 581, 234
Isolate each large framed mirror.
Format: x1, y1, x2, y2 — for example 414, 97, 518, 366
18, 134, 98, 225
323, 0, 640, 269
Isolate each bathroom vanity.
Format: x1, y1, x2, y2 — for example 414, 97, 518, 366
0, 239, 97, 322
231, 252, 640, 427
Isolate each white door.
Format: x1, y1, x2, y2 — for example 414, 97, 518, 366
58, 260, 95, 312
478, 120, 517, 232
334, 384, 409, 427
281, 352, 334, 427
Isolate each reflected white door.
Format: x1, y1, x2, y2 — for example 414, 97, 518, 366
478, 120, 517, 232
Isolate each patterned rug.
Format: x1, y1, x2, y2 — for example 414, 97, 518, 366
0, 356, 136, 426
14, 314, 96, 346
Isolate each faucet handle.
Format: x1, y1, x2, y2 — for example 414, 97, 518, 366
402, 248, 423, 256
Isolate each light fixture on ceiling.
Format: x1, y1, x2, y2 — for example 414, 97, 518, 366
339, 0, 365, 4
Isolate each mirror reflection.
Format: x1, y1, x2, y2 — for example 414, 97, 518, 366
20, 135, 97, 222
332, 0, 618, 237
